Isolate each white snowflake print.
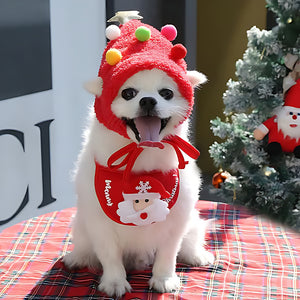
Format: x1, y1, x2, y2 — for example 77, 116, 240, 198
136, 181, 152, 193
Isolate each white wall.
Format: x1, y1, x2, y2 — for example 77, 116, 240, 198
0, 0, 106, 230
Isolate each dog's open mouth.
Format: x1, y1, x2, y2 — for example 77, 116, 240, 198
124, 116, 170, 144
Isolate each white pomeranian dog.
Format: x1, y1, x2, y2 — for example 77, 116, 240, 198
63, 14, 214, 297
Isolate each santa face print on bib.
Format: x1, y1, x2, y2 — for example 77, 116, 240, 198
118, 178, 171, 226
94, 162, 179, 226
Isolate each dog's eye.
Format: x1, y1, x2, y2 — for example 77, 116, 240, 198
159, 89, 174, 100
122, 88, 138, 100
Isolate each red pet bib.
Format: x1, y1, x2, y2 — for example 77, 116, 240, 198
94, 135, 199, 226
95, 164, 179, 226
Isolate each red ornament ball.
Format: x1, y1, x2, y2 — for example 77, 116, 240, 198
212, 171, 230, 188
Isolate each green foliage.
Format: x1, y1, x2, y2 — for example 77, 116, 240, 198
266, 0, 300, 47
209, 0, 300, 230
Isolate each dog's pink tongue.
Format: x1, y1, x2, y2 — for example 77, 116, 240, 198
134, 116, 161, 143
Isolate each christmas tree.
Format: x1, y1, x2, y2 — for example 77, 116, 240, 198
209, 0, 300, 230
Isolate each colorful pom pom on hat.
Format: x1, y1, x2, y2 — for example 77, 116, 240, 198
94, 12, 194, 139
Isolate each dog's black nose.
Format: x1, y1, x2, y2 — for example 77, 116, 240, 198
139, 97, 157, 114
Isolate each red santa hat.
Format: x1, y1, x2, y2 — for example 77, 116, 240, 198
94, 16, 194, 139
284, 79, 300, 109
122, 176, 171, 201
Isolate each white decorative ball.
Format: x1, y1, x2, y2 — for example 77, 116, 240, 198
106, 25, 121, 41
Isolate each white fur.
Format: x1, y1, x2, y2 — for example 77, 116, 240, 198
83, 77, 103, 96
187, 70, 208, 87
277, 106, 300, 142
63, 68, 214, 297
111, 69, 190, 143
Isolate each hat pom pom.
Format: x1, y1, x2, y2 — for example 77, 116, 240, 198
106, 48, 122, 65
161, 24, 177, 41
170, 44, 187, 60
135, 26, 151, 41
106, 25, 121, 41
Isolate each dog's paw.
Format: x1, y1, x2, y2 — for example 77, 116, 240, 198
192, 250, 215, 266
63, 252, 80, 269
63, 251, 99, 269
178, 247, 215, 267
149, 274, 180, 293
98, 275, 131, 297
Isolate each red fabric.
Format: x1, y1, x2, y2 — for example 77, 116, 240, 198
263, 115, 300, 152
94, 19, 194, 138
95, 135, 199, 225
1, 201, 300, 299
107, 135, 200, 177
95, 163, 179, 226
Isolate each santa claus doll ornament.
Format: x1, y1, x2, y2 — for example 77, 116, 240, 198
254, 79, 300, 157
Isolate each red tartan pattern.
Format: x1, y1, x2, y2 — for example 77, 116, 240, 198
0, 201, 300, 299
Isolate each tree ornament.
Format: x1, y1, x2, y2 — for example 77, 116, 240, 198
278, 15, 300, 47
254, 79, 300, 157
212, 170, 231, 188
263, 166, 276, 176
283, 54, 300, 95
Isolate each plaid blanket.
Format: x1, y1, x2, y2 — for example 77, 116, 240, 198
0, 201, 299, 299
